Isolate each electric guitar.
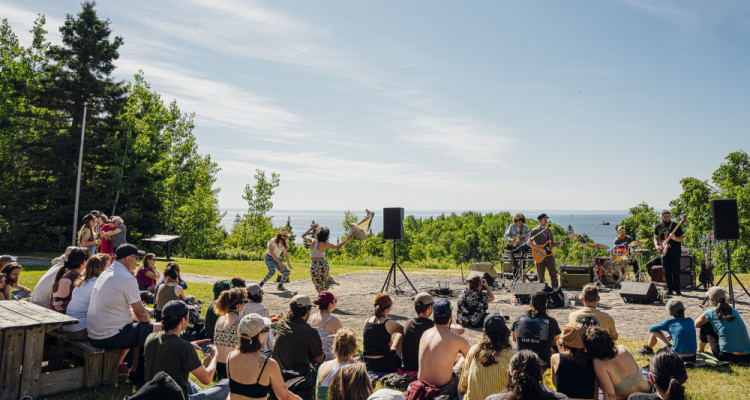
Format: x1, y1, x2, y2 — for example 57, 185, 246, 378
531, 232, 578, 264
658, 215, 686, 257
699, 230, 714, 289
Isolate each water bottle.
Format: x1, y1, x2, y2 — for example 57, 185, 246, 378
510, 295, 517, 305
564, 293, 569, 308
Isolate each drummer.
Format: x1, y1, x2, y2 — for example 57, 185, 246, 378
613, 226, 640, 280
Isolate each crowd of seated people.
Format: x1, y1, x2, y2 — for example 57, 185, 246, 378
11, 230, 750, 400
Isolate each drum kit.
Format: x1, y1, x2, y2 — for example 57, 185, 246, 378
584, 238, 650, 287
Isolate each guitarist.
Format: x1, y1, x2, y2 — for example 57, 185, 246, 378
505, 213, 530, 278
527, 213, 562, 289
654, 210, 685, 296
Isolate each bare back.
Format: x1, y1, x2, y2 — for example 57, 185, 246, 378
418, 326, 469, 386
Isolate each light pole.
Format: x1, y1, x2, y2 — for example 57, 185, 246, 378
72, 102, 88, 245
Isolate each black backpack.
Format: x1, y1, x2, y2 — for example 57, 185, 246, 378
546, 287, 565, 309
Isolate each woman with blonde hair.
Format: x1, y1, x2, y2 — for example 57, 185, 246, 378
316, 329, 358, 400
64, 253, 110, 341
328, 362, 372, 400
214, 287, 247, 380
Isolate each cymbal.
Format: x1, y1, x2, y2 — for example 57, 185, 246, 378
628, 238, 649, 247
634, 248, 650, 252
585, 243, 609, 250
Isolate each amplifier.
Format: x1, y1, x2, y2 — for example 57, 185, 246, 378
680, 255, 695, 289
560, 265, 592, 289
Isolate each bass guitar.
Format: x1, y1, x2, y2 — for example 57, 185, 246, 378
658, 215, 686, 257
531, 233, 578, 264
699, 230, 714, 290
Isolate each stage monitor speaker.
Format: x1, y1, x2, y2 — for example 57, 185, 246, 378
712, 199, 739, 240
383, 208, 404, 240
620, 282, 658, 304
513, 282, 547, 304
679, 255, 694, 289
470, 262, 499, 281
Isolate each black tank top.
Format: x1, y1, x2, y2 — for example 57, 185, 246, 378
363, 318, 391, 356
228, 354, 271, 398
555, 355, 596, 399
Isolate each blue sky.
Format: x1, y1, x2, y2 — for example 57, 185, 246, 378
4, 0, 749, 212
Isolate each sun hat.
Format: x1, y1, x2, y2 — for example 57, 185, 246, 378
238, 313, 272, 341
561, 324, 586, 349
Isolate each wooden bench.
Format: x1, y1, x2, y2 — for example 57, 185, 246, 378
43, 331, 120, 395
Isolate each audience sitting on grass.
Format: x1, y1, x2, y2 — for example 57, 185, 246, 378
309, 290, 343, 361
328, 362, 373, 400
1, 260, 31, 299
87, 244, 162, 379
485, 350, 569, 400
403, 292, 466, 373
694, 286, 750, 363
511, 290, 561, 368
628, 348, 688, 400
155, 263, 186, 321
64, 253, 110, 341
584, 326, 651, 400
153, 261, 188, 300
50, 247, 90, 312
551, 324, 597, 400
213, 287, 248, 380
362, 293, 404, 373
272, 294, 324, 399
227, 313, 301, 400
568, 284, 618, 341
638, 299, 696, 363
143, 300, 229, 400
135, 253, 159, 292
204, 279, 232, 340
240, 283, 275, 353
456, 273, 495, 328
316, 329, 359, 400
417, 299, 470, 400
31, 247, 77, 307
458, 313, 514, 400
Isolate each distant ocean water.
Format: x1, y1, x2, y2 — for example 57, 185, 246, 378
221, 209, 630, 247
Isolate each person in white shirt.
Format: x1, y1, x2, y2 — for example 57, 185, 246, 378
64, 253, 111, 341
30, 246, 77, 307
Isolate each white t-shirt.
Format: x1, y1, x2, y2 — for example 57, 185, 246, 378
266, 239, 285, 258
87, 261, 141, 340
64, 278, 98, 332
30, 264, 62, 307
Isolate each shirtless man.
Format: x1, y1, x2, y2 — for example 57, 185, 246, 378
418, 300, 470, 400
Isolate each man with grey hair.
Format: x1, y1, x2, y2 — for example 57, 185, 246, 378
101, 216, 127, 252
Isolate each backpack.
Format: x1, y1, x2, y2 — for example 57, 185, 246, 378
546, 287, 565, 309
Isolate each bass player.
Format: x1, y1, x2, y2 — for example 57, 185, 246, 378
654, 210, 685, 296
527, 213, 569, 289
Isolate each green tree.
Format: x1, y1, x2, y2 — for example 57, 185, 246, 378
228, 170, 280, 252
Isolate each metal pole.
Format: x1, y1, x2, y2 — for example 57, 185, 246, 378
72, 102, 88, 245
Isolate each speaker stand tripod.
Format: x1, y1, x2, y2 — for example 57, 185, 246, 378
381, 240, 417, 294
703, 240, 750, 308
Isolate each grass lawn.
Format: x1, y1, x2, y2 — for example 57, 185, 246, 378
14, 264, 750, 399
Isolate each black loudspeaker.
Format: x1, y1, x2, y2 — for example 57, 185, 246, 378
620, 282, 658, 304
680, 255, 694, 289
513, 282, 547, 304
712, 199, 740, 240
383, 207, 404, 240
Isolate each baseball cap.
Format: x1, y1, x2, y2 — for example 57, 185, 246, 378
537, 213, 549, 220
0, 255, 16, 263
665, 299, 684, 315
374, 293, 393, 308
246, 283, 262, 296
414, 292, 434, 306
238, 313, 272, 340
707, 286, 727, 303
291, 294, 312, 307
316, 290, 340, 306
433, 299, 452, 319
115, 244, 146, 259
484, 313, 507, 335
162, 300, 189, 320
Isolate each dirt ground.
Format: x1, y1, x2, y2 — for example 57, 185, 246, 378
184, 270, 750, 344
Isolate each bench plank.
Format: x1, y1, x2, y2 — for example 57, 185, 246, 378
38, 368, 85, 397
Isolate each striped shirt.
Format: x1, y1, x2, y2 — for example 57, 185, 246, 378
458, 343, 515, 400
111, 224, 127, 252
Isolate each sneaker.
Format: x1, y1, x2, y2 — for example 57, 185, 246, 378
259, 281, 264, 287
275, 275, 282, 283
118, 363, 130, 376
637, 345, 654, 356
277, 284, 285, 291
675, 291, 682, 296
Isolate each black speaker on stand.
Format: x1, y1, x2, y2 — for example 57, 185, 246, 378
381, 208, 417, 294
706, 199, 749, 307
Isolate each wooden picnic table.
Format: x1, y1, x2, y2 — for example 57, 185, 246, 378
0, 300, 77, 400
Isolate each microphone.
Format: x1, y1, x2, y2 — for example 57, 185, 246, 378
602, 222, 610, 225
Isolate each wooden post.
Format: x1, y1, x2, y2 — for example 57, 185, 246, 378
101, 350, 120, 386
0, 329, 25, 400
19, 326, 45, 399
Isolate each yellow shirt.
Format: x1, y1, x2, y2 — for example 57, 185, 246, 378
458, 343, 515, 400
567, 306, 618, 341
